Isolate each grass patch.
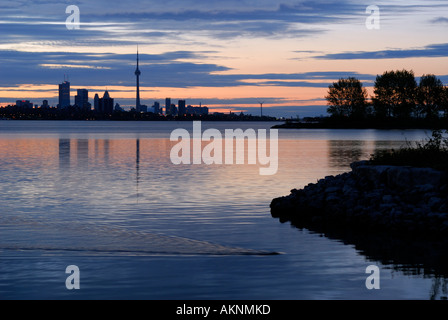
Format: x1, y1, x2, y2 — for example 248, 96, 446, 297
370, 129, 448, 171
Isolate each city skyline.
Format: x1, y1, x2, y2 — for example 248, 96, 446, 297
0, 1, 448, 117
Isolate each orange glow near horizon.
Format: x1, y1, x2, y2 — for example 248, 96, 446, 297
0, 83, 329, 109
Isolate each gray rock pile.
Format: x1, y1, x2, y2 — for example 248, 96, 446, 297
271, 161, 448, 238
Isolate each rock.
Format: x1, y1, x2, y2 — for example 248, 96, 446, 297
428, 197, 443, 210
270, 161, 448, 239
416, 184, 435, 193
325, 187, 340, 194
382, 195, 394, 203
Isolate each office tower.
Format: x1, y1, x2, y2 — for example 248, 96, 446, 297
99, 90, 114, 114
75, 89, 90, 110
16, 100, 33, 108
178, 100, 186, 116
135, 48, 141, 112
41, 100, 49, 109
58, 81, 70, 109
153, 101, 160, 114
165, 98, 171, 115
94, 93, 100, 112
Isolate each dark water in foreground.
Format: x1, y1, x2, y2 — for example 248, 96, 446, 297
0, 121, 446, 300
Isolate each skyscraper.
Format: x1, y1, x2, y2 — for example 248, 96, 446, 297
99, 90, 114, 114
135, 48, 141, 112
75, 89, 90, 110
153, 101, 160, 114
165, 98, 171, 115
94, 93, 100, 112
58, 80, 70, 109
178, 100, 186, 116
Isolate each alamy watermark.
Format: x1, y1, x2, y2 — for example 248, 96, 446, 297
365, 265, 380, 290
65, 265, 80, 290
366, 5, 380, 30
66, 5, 80, 30
170, 121, 278, 176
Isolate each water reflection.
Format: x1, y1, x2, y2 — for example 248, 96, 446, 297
1, 124, 444, 299
58, 139, 70, 168
328, 140, 366, 168
275, 204, 448, 299
136, 138, 140, 203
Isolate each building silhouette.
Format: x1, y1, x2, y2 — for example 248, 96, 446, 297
58, 81, 70, 109
98, 90, 114, 114
178, 100, 186, 116
75, 89, 91, 111
135, 48, 142, 112
153, 101, 160, 114
41, 100, 49, 109
15, 100, 33, 108
94, 93, 100, 112
165, 98, 171, 115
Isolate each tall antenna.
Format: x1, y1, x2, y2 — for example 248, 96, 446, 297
258, 100, 265, 117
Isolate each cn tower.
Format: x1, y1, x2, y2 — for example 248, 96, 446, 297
135, 47, 141, 112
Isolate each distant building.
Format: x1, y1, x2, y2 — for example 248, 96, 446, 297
186, 104, 209, 116
115, 103, 124, 112
140, 105, 148, 113
41, 100, 49, 109
201, 106, 209, 115
152, 101, 160, 114
16, 100, 33, 108
165, 98, 171, 115
98, 90, 114, 114
93, 93, 100, 112
74, 89, 91, 111
58, 81, 70, 109
178, 100, 186, 116
170, 104, 177, 116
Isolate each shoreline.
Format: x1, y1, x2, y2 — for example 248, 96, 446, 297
272, 122, 445, 130
270, 161, 448, 241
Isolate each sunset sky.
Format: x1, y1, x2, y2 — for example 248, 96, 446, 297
1, 0, 448, 117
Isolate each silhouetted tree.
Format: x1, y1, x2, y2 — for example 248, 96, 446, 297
373, 70, 417, 120
442, 86, 448, 118
417, 74, 444, 119
326, 77, 369, 119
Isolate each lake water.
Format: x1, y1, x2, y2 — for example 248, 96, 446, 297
0, 121, 446, 300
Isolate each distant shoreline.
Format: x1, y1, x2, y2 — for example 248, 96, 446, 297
272, 119, 448, 130
0, 118, 280, 122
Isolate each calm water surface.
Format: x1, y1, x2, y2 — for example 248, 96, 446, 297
0, 121, 445, 300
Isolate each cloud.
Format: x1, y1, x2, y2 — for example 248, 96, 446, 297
430, 17, 448, 24
0, 49, 377, 89
313, 43, 448, 60
0, 0, 369, 46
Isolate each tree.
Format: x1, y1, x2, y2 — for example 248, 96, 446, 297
417, 74, 444, 119
442, 86, 448, 118
373, 70, 417, 119
326, 77, 369, 119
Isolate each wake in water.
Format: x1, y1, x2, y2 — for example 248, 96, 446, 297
0, 214, 278, 256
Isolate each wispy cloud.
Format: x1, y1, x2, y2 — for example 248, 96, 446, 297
430, 16, 448, 24
0, 49, 377, 88
313, 43, 448, 60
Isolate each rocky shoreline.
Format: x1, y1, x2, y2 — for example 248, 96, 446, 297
271, 161, 448, 240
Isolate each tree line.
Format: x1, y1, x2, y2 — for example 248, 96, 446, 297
326, 70, 448, 121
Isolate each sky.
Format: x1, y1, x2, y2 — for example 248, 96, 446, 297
0, 0, 448, 117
